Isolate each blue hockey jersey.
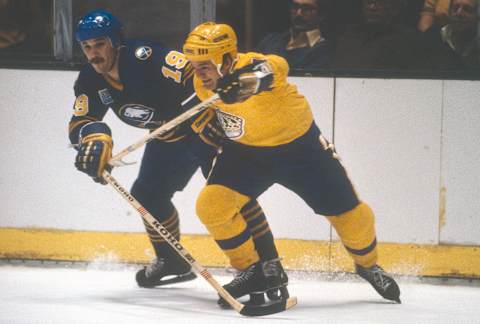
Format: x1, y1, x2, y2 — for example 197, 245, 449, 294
69, 39, 197, 144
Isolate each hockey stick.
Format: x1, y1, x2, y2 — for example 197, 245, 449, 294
102, 170, 297, 316
108, 93, 220, 167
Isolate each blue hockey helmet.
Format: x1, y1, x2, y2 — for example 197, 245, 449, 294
75, 10, 123, 46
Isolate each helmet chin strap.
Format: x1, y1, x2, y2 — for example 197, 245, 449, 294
229, 56, 238, 73
214, 60, 224, 78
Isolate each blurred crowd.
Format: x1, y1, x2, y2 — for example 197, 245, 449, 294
0, 0, 51, 55
257, 0, 479, 71
1, 0, 478, 71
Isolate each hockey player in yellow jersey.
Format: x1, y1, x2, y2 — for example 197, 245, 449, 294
193, 55, 313, 147
183, 22, 401, 308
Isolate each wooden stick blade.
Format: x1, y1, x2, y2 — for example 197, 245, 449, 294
239, 297, 297, 316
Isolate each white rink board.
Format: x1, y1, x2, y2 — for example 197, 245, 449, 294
0, 69, 147, 233
0, 69, 479, 245
334, 78, 443, 244
440, 80, 480, 245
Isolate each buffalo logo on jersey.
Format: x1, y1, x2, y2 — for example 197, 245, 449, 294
135, 46, 153, 60
74, 94, 89, 116
215, 109, 244, 139
119, 104, 155, 127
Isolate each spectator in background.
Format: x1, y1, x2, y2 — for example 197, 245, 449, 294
332, 0, 421, 70
0, 0, 50, 54
0, 0, 26, 49
418, 0, 451, 32
256, 0, 331, 69
419, 0, 479, 69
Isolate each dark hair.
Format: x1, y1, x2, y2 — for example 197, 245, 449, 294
289, 0, 331, 8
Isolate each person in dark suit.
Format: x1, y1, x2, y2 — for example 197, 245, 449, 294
256, 0, 331, 69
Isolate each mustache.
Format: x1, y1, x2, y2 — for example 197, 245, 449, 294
89, 57, 105, 64
449, 16, 476, 23
293, 16, 306, 26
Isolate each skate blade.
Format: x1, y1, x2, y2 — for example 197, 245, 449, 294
218, 295, 297, 316
152, 271, 197, 287
372, 283, 401, 304
239, 296, 297, 316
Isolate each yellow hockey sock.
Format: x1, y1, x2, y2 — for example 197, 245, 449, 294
327, 202, 378, 268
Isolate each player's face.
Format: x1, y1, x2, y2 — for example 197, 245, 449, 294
191, 60, 222, 90
80, 37, 117, 74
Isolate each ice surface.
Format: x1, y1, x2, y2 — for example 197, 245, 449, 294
0, 264, 479, 324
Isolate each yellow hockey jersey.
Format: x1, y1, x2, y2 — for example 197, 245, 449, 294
193, 52, 313, 147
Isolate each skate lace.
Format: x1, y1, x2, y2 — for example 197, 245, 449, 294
371, 266, 392, 292
145, 258, 165, 278
227, 265, 257, 288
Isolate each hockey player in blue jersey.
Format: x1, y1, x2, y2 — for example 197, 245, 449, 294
69, 10, 285, 293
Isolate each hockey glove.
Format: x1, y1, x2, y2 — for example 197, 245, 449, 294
191, 108, 227, 148
75, 122, 113, 184
215, 60, 274, 104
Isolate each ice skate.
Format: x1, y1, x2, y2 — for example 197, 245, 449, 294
218, 259, 289, 309
136, 257, 196, 288
356, 264, 401, 303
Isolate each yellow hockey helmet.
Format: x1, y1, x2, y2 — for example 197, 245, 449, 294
183, 22, 238, 67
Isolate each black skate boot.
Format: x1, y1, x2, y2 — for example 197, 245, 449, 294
136, 257, 196, 288
356, 264, 401, 303
218, 259, 289, 309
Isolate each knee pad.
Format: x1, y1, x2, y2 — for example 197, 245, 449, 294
196, 185, 259, 269
196, 185, 250, 233
327, 202, 378, 268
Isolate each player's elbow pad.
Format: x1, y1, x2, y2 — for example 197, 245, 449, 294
79, 122, 112, 143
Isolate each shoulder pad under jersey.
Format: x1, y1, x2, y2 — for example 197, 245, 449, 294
123, 39, 169, 63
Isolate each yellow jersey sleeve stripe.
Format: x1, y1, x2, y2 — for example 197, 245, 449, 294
68, 117, 98, 134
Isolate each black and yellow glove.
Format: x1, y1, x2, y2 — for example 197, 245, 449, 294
191, 108, 227, 148
215, 60, 274, 104
74, 122, 113, 184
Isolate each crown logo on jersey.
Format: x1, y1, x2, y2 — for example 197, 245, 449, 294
135, 46, 152, 60
215, 109, 244, 139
